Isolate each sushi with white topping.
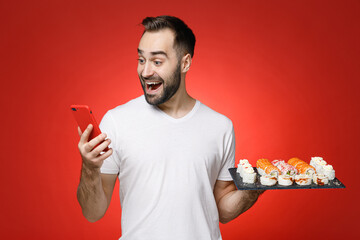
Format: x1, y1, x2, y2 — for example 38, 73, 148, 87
313, 173, 329, 186
260, 175, 277, 186
278, 175, 294, 186
295, 174, 312, 185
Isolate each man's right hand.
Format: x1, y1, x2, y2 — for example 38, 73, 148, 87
76, 124, 116, 222
77, 124, 113, 169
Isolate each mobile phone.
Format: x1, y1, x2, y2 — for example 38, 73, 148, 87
70, 105, 109, 151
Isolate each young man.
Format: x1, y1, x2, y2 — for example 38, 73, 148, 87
77, 16, 263, 240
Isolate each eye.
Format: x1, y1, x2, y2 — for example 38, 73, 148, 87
138, 58, 145, 64
154, 60, 162, 66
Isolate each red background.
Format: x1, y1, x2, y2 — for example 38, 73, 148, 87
1, 0, 359, 239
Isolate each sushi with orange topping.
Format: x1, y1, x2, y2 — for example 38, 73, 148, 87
256, 158, 280, 177
288, 157, 316, 177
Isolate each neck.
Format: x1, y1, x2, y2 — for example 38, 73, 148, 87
157, 78, 196, 119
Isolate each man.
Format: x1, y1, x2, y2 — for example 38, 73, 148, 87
77, 15, 263, 240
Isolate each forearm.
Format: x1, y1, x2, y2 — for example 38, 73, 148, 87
77, 165, 108, 222
217, 190, 263, 224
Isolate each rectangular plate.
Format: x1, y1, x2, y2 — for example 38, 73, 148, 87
229, 168, 346, 190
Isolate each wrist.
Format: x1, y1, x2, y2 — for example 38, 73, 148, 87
81, 163, 101, 180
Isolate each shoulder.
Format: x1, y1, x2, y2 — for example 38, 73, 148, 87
105, 95, 147, 118
100, 95, 148, 127
111, 95, 146, 112
197, 101, 233, 129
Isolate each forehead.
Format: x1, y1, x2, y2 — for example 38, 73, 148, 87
138, 28, 176, 56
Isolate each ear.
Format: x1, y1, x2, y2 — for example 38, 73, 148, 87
181, 53, 192, 73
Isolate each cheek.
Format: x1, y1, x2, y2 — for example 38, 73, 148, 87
137, 65, 142, 76
158, 65, 176, 80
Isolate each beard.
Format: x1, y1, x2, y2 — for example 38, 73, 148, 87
139, 63, 181, 106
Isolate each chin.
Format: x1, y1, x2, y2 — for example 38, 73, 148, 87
144, 93, 165, 106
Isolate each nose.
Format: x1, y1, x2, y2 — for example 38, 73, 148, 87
141, 62, 154, 78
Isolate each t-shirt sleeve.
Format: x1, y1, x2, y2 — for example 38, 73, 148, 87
99, 110, 120, 174
217, 120, 236, 181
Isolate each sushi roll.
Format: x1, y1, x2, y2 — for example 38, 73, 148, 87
278, 175, 294, 186
237, 159, 250, 173
239, 159, 249, 165
310, 157, 327, 174
256, 159, 280, 177
238, 163, 252, 177
313, 173, 329, 186
260, 175, 277, 186
237, 160, 257, 183
271, 160, 298, 177
310, 156, 327, 166
310, 157, 336, 180
288, 157, 316, 177
242, 167, 257, 184
240, 163, 254, 177
294, 174, 312, 185
323, 165, 335, 180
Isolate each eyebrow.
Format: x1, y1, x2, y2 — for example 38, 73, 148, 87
137, 49, 168, 58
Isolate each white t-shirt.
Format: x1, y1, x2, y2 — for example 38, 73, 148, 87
100, 96, 235, 240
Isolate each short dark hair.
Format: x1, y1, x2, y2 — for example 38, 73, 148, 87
141, 15, 196, 58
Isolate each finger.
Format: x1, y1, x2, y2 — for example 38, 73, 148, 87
90, 138, 111, 157
79, 124, 93, 145
84, 132, 107, 152
77, 126, 82, 137
95, 148, 113, 162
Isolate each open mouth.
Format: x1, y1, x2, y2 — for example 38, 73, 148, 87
146, 81, 163, 92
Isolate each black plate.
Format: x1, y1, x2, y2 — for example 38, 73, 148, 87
229, 168, 346, 190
